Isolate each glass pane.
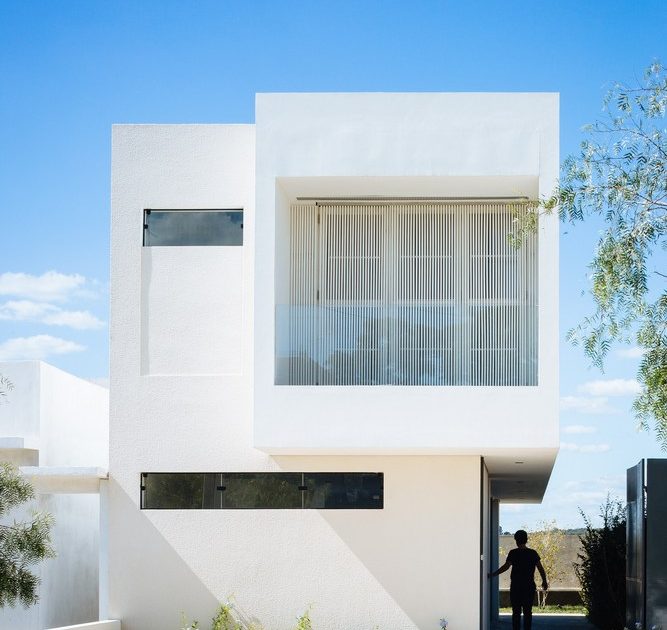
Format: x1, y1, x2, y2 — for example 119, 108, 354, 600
141, 473, 218, 509
303, 473, 383, 509
218, 473, 302, 509
141, 472, 384, 509
144, 210, 243, 246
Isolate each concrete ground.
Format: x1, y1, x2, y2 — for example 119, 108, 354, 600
495, 613, 596, 628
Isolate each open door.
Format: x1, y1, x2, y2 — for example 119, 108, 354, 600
489, 499, 500, 628
480, 460, 491, 630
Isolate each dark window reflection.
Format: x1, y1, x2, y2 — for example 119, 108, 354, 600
143, 210, 243, 246
142, 473, 218, 509
304, 473, 383, 509
141, 472, 383, 510
218, 473, 302, 509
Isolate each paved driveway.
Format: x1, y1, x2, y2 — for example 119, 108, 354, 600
495, 613, 596, 629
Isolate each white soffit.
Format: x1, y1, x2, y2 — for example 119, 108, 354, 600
486, 450, 558, 503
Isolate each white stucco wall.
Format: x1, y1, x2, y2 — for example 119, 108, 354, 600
0, 361, 108, 468
0, 360, 41, 464
40, 493, 101, 628
0, 361, 108, 630
110, 94, 559, 629
141, 247, 243, 375
38, 362, 109, 468
109, 455, 480, 630
110, 123, 485, 629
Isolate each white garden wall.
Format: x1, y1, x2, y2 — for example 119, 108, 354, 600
0, 361, 108, 630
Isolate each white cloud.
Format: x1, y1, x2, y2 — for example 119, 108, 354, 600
616, 346, 645, 359
578, 378, 641, 397
560, 395, 617, 415
501, 504, 526, 513
560, 379, 640, 416
550, 476, 625, 519
0, 300, 104, 330
0, 271, 87, 302
567, 490, 608, 502
501, 477, 626, 530
560, 441, 611, 453
562, 424, 597, 435
0, 335, 85, 361
0, 300, 51, 320
564, 475, 625, 492
42, 309, 104, 330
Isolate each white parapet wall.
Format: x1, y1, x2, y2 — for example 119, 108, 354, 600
46, 621, 121, 630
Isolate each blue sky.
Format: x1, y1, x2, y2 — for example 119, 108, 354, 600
1, 0, 665, 529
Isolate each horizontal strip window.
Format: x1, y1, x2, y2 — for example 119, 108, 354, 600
140, 472, 383, 510
143, 209, 243, 246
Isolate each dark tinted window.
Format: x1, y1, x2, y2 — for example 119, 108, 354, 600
141, 472, 383, 510
218, 473, 302, 509
304, 473, 383, 509
143, 210, 243, 246
141, 473, 218, 509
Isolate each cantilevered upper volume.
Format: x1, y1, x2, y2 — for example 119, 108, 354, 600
251, 93, 559, 497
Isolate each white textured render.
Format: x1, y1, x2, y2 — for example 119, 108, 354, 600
110, 93, 559, 630
47, 622, 120, 630
0, 361, 109, 630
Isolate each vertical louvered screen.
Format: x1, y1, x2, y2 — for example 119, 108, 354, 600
288, 201, 537, 386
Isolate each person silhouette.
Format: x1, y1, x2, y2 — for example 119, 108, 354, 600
488, 529, 548, 630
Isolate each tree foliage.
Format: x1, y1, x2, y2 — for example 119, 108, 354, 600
529, 520, 565, 607
574, 497, 626, 630
0, 462, 56, 608
536, 62, 667, 445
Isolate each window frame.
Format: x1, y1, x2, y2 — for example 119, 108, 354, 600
142, 208, 244, 247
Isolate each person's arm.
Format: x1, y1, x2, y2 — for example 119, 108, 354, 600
536, 559, 548, 590
488, 558, 511, 578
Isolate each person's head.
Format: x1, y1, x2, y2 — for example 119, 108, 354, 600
514, 529, 528, 546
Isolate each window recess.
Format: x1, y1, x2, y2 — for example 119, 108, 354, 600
283, 200, 538, 386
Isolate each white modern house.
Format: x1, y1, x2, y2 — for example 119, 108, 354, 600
110, 92, 559, 629
0, 360, 109, 630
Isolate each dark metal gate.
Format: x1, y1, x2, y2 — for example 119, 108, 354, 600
626, 460, 645, 630
627, 459, 667, 630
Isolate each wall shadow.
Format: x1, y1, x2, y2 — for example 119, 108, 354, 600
108, 481, 220, 630
273, 456, 481, 630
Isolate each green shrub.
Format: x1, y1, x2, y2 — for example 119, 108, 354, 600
574, 497, 626, 630
293, 608, 312, 630
211, 603, 242, 630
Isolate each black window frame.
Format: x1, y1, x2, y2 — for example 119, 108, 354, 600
140, 472, 384, 510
